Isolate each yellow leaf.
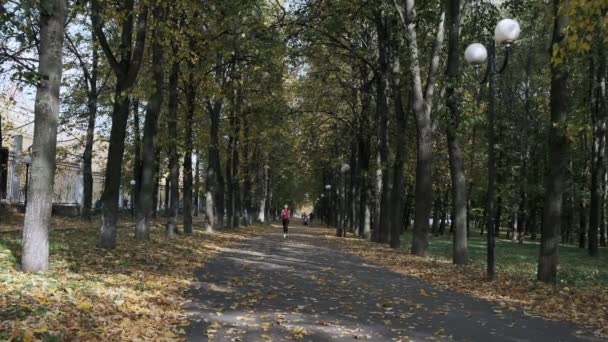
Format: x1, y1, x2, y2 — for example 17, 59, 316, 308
33, 325, 49, 334
420, 289, 431, 297
77, 301, 93, 311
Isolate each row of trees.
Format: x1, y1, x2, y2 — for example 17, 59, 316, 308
294, 0, 607, 283
4, 0, 608, 286
4, 0, 308, 272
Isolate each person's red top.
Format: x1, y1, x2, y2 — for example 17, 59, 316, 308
281, 209, 290, 219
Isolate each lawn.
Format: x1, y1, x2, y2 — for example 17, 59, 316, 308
0, 212, 247, 341
399, 232, 608, 288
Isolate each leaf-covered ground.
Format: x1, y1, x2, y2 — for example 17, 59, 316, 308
184, 225, 595, 341
2, 213, 606, 341
320, 229, 608, 338
0, 211, 247, 341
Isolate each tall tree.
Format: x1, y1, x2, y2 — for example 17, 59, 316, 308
538, 0, 569, 282
135, 5, 166, 240
444, 0, 468, 264
394, 0, 446, 256
166, 57, 180, 237
65, 23, 100, 221
21, 0, 67, 272
182, 67, 196, 235
91, 0, 148, 249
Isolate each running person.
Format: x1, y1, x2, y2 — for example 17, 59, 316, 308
281, 205, 290, 238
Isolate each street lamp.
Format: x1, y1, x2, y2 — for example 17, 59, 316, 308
465, 18, 521, 280
23, 156, 32, 210
130, 179, 136, 217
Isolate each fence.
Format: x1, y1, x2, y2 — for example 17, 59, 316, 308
1, 150, 203, 214
1, 152, 104, 206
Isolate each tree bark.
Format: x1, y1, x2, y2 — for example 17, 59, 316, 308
444, 0, 467, 264
579, 199, 587, 248
358, 80, 372, 240
183, 71, 196, 234
394, 0, 446, 256
93, 0, 148, 249
21, 0, 67, 272
231, 89, 241, 228
132, 98, 141, 210
538, 0, 569, 282
373, 12, 391, 244
80, 34, 99, 221
166, 60, 180, 237
152, 148, 160, 218
389, 54, 407, 248
207, 99, 224, 230
135, 9, 165, 240
194, 149, 200, 217
589, 40, 606, 257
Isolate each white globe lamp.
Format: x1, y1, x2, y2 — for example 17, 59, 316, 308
495, 19, 521, 45
464, 43, 488, 66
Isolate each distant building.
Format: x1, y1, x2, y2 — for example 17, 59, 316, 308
0, 89, 106, 210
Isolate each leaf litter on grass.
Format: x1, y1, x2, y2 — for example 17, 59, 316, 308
315, 231, 608, 338
0, 213, 249, 341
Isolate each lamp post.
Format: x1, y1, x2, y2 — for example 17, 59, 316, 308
23, 156, 32, 210
465, 19, 521, 280
130, 179, 136, 217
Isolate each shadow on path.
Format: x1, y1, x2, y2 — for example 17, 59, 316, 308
185, 226, 597, 341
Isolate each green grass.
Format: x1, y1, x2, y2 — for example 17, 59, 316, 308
400, 233, 608, 288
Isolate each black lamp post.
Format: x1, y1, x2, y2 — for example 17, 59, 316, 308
465, 19, 521, 280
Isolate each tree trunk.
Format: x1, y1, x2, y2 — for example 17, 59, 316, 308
439, 190, 448, 236
601, 169, 607, 246
206, 100, 224, 230
257, 162, 268, 223
194, 149, 200, 217
579, 200, 587, 248
132, 98, 141, 211
389, 50, 407, 248
358, 65, 373, 239
81, 35, 99, 221
93, 0, 148, 249
242, 117, 253, 225
135, 12, 165, 240
431, 198, 441, 236
394, 0, 446, 256
183, 72, 196, 234
538, 0, 569, 282
166, 60, 180, 237
358, 127, 372, 240
21, 0, 66, 272
99, 85, 131, 247
517, 150, 529, 243
589, 41, 606, 257
444, 0, 467, 264
225, 136, 234, 228
495, 196, 502, 237
373, 12, 391, 244
231, 90, 241, 228
152, 148, 160, 218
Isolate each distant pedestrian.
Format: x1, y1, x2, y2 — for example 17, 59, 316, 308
281, 204, 290, 238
